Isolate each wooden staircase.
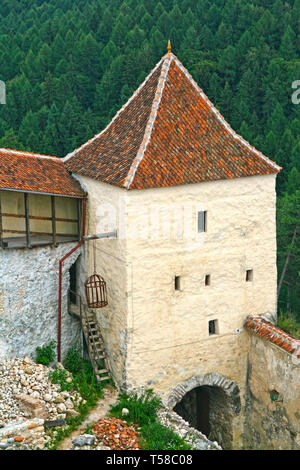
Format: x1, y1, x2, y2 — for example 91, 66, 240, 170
68, 290, 111, 383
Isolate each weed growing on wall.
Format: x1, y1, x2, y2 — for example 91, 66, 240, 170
35, 341, 56, 366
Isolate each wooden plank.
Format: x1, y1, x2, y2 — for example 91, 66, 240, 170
97, 376, 110, 382
0, 192, 3, 249
2, 229, 78, 237
95, 369, 109, 374
2, 212, 78, 223
77, 198, 81, 242
51, 196, 57, 246
0, 192, 3, 248
24, 193, 31, 248
2, 235, 80, 249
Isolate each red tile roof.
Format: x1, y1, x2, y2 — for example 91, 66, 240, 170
65, 52, 281, 190
0, 148, 85, 198
244, 315, 300, 359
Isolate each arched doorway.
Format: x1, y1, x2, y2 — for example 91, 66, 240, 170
168, 373, 241, 450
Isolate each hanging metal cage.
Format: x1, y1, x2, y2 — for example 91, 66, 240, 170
84, 274, 108, 308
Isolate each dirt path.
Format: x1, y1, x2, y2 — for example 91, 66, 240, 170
58, 384, 119, 450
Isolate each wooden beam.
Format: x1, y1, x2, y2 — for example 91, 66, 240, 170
0, 192, 3, 248
77, 198, 82, 242
24, 193, 31, 248
1, 213, 78, 223
2, 229, 78, 237
51, 196, 57, 246
84, 230, 117, 241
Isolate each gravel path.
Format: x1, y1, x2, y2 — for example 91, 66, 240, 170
58, 384, 118, 450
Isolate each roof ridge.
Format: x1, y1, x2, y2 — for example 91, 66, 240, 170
0, 147, 59, 161
123, 53, 173, 189
171, 56, 281, 172
62, 57, 165, 164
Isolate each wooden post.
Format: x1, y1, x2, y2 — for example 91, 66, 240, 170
51, 196, 57, 246
24, 193, 31, 248
77, 198, 82, 242
0, 191, 3, 248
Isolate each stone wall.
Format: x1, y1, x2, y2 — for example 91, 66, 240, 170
0, 243, 82, 360
243, 319, 300, 450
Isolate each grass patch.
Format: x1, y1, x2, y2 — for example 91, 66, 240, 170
139, 421, 192, 450
109, 390, 161, 426
44, 345, 112, 450
109, 390, 192, 450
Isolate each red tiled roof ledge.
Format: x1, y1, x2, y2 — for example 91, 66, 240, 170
244, 315, 300, 359
0, 148, 85, 198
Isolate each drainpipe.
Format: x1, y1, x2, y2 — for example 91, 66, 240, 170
57, 198, 86, 362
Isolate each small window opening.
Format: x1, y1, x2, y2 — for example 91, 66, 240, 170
205, 274, 211, 286
198, 211, 207, 233
209, 320, 218, 336
175, 276, 181, 291
246, 269, 253, 282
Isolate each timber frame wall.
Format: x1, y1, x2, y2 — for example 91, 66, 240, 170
0, 190, 85, 249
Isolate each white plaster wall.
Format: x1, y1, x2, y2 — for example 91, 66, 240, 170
74, 175, 130, 387
0, 243, 82, 360
72, 173, 277, 406
124, 174, 278, 395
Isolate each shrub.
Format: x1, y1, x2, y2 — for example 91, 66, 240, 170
109, 389, 161, 426
109, 390, 191, 450
277, 312, 300, 339
48, 367, 74, 392
35, 340, 56, 365
63, 345, 82, 375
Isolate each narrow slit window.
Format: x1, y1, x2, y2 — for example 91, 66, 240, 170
198, 211, 207, 233
205, 274, 211, 286
209, 320, 218, 336
175, 276, 181, 291
246, 269, 253, 282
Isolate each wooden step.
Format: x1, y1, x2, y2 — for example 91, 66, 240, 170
81, 307, 111, 384
97, 376, 110, 382
95, 368, 109, 374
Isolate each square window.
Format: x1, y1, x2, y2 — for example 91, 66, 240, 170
175, 276, 181, 291
198, 211, 207, 233
205, 274, 211, 286
246, 269, 253, 282
209, 320, 218, 336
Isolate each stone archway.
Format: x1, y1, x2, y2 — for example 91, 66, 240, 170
167, 373, 241, 449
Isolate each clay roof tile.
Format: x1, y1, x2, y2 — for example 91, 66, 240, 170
0, 148, 85, 198
64, 53, 281, 190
